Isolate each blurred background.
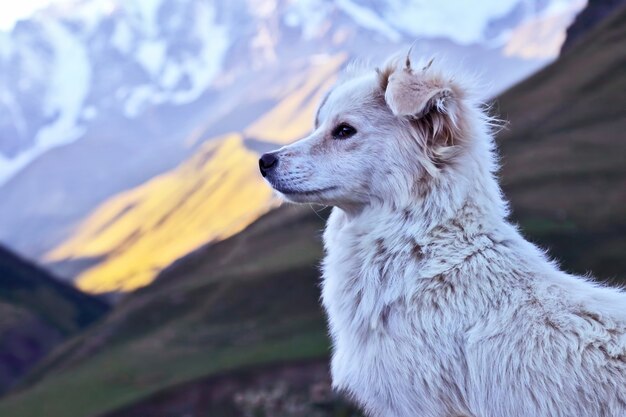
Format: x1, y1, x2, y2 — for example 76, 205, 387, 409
0, 0, 624, 416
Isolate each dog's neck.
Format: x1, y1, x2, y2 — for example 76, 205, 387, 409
332, 162, 508, 246
321, 151, 518, 339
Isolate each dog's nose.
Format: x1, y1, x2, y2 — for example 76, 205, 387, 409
259, 152, 278, 177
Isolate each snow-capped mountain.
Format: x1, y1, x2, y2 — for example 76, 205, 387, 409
0, 0, 584, 260
0, 0, 230, 183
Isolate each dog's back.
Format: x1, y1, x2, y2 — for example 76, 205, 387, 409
461, 232, 626, 417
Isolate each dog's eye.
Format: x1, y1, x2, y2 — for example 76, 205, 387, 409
332, 123, 357, 140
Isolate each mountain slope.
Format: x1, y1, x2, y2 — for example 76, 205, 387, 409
496, 2, 626, 280
0, 205, 329, 417
46, 134, 277, 293
561, 0, 625, 51
0, 0, 582, 261
45, 53, 344, 293
0, 302, 64, 397
0, 246, 109, 394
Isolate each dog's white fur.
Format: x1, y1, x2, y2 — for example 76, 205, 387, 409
261, 53, 626, 417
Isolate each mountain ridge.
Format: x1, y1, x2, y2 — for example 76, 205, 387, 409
0, 0, 582, 262
44, 52, 344, 293
0, 245, 109, 395
496, 1, 626, 280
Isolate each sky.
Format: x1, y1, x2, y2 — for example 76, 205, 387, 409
0, 0, 64, 31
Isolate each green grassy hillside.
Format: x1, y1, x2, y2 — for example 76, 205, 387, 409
0, 4, 624, 417
0, 206, 331, 417
496, 3, 626, 282
0, 246, 109, 394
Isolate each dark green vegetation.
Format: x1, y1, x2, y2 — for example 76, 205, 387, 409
497, 3, 626, 283
104, 359, 362, 417
1, 4, 625, 417
561, 0, 626, 51
0, 206, 332, 417
0, 246, 108, 395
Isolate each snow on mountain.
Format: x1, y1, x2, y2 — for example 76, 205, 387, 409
0, 17, 92, 183
121, 2, 230, 116
385, 0, 523, 45
283, 0, 333, 40
0, 0, 584, 185
0, 0, 233, 185
0, 0, 585, 261
284, 0, 585, 48
505, 0, 586, 58
336, 0, 402, 42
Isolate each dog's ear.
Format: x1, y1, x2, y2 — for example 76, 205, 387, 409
381, 57, 467, 168
384, 59, 456, 121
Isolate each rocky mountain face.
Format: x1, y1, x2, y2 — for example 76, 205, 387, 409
0, 0, 582, 273
0, 245, 108, 395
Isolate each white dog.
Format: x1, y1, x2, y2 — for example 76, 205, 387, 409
259, 52, 626, 417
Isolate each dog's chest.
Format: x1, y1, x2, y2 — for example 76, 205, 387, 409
322, 254, 418, 414
321, 213, 415, 338
320, 211, 425, 407
319, 209, 483, 415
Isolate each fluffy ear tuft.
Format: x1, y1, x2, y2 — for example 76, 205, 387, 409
380, 57, 470, 172
384, 63, 455, 119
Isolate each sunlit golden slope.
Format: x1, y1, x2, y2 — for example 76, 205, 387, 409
504, 0, 585, 59
46, 53, 346, 294
46, 134, 278, 293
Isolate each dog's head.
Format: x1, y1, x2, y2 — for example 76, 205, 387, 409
259, 53, 483, 211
